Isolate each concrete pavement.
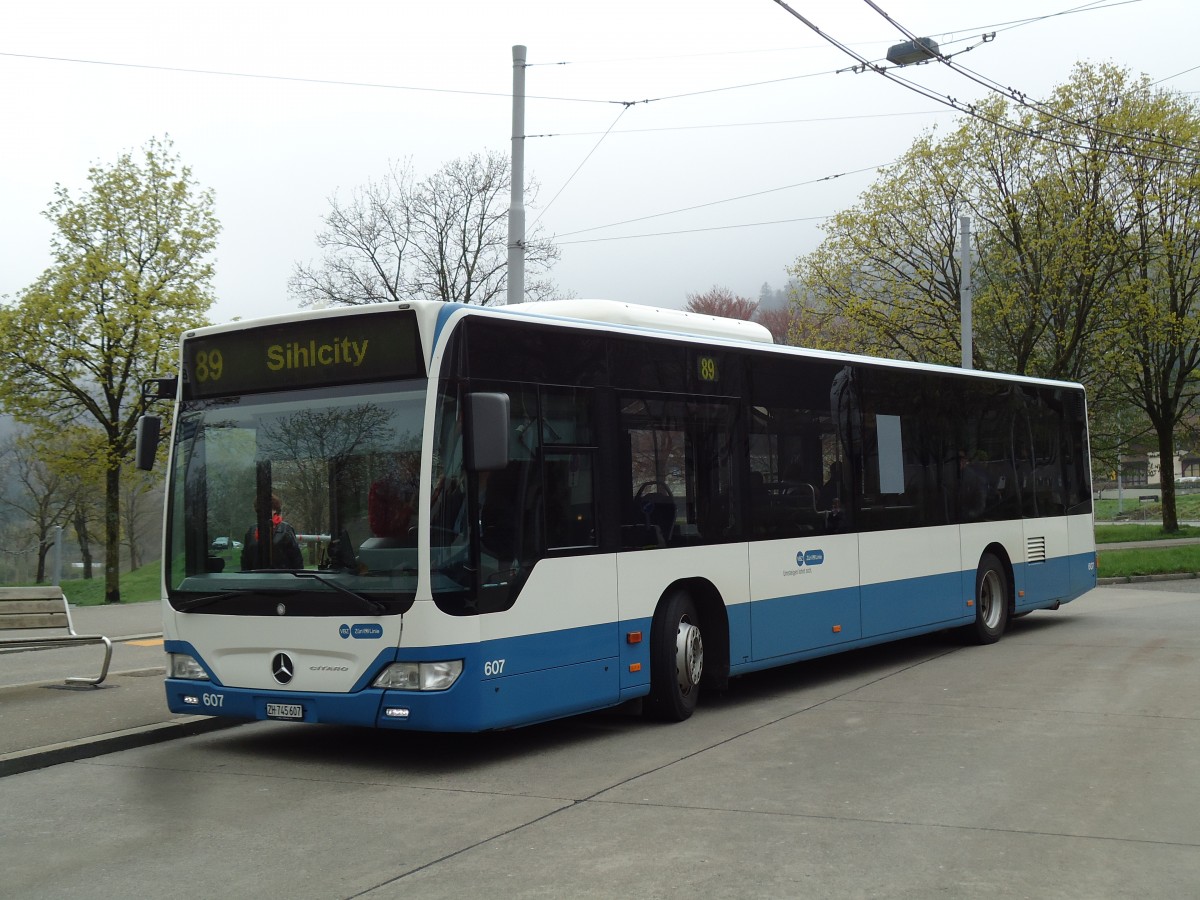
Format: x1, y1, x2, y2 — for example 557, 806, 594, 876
2, 582, 1198, 899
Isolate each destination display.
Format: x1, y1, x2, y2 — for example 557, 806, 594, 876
183, 311, 424, 399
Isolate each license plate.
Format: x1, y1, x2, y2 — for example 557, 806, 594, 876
266, 703, 304, 720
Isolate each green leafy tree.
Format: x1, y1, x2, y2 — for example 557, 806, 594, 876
968, 69, 1132, 386
791, 67, 1136, 381
1104, 79, 1200, 530
790, 62, 1200, 531
0, 137, 219, 601
792, 130, 968, 363
970, 65, 1200, 530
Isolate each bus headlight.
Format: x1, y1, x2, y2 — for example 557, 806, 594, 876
373, 660, 462, 691
169, 653, 209, 680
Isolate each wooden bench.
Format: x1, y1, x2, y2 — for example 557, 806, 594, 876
0, 586, 113, 686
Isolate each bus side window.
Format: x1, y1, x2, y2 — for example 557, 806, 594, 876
540, 388, 598, 553
619, 394, 738, 548
748, 404, 839, 539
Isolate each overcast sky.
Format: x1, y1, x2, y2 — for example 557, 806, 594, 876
2, 0, 1195, 326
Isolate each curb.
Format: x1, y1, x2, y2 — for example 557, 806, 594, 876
0, 716, 243, 779
1097, 572, 1200, 585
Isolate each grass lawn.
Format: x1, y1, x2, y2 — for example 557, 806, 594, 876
1094, 498, 1200, 578
55, 562, 162, 606
1097, 544, 1200, 579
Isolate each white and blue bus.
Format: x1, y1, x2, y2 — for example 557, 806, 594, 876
140, 299, 1096, 731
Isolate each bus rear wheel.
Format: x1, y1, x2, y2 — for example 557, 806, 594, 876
962, 553, 1009, 645
645, 590, 703, 721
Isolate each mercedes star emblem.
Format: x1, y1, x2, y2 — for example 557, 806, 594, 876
271, 652, 295, 685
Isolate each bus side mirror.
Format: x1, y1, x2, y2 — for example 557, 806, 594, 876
465, 392, 510, 472
142, 377, 178, 401
135, 415, 161, 471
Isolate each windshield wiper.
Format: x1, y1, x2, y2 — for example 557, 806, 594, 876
290, 571, 386, 615
176, 589, 254, 613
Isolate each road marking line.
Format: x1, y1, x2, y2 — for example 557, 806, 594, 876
126, 639, 164, 647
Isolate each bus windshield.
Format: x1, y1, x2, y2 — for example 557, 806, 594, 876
165, 380, 426, 611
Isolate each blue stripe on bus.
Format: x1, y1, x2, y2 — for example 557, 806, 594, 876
164, 550, 1096, 730
164, 679, 390, 726
1015, 557, 1069, 609
752, 584, 866, 656
619, 616, 653, 693
1014, 552, 1096, 611
861, 570, 967, 638
432, 302, 468, 350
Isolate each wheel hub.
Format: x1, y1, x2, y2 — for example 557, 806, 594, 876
675, 620, 703, 694
980, 569, 1002, 629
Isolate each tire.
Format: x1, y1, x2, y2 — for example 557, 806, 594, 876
645, 590, 704, 721
962, 553, 1009, 645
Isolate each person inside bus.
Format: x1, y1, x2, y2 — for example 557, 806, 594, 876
241, 493, 304, 570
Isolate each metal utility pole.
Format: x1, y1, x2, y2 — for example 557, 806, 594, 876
960, 215, 973, 369
507, 44, 527, 305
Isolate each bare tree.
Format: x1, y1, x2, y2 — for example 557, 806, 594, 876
46, 426, 106, 580
291, 151, 562, 307
122, 467, 163, 572
0, 436, 79, 583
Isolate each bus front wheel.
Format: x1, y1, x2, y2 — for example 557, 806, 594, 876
645, 589, 703, 721
962, 553, 1009, 645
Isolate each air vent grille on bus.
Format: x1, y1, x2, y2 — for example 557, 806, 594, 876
1027, 536, 1047, 563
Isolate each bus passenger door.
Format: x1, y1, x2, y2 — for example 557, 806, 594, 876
472, 384, 621, 725
744, 388, 861, 660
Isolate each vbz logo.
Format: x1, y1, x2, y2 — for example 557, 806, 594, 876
796, 549, 825, 567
